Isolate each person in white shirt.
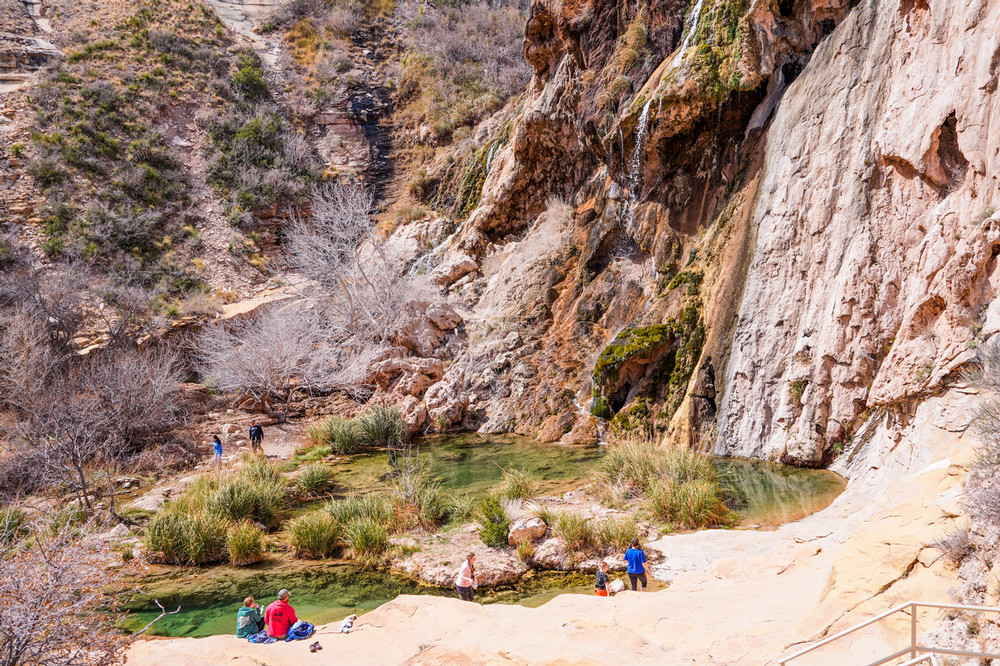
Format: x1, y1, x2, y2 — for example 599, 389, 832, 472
455, 552, 478, 602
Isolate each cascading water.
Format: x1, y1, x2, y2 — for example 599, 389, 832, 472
627, 97, 653, 203
669, 0, 706, 71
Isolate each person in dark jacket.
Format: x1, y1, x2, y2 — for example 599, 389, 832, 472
249, 422, 264, 454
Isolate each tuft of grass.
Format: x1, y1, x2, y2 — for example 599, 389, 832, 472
495, 466, 536, 501
648, 479, 729, 528
345, 516, 389, 563
0, 507, 28, 545
516, 538, 534, 564
226, 520, 264, 566
357, 406, 407, 448
555, 511, 598, 552
325, 493, 395, 527
184, 514, 228, 565
597, 515, 638, 550
529, 503, 558, 529
144, 513, 188, 564
287, 510, 342, 559
327, 417, 363, 454
296, 463, 333, 497
478, 494, 510, 548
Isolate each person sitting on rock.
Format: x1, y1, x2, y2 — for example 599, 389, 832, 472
594, 561, 610, 597
264, 589, 298, 639
236, 596, 265, 638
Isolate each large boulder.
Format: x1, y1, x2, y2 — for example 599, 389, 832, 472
507, 517, 547, 546
397, 395, 428, 436
426, 301, 462, 331
430, 254, 478, 286
370, 357, 445, 398
533, 537, 570, 570
425, 370, 469, 427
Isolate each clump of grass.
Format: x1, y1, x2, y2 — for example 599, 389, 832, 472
184, 514, 228, 565
478, 494, 510, 548
345, 516, 389, 563
597, 515, 638, 550
516, 538, 534, 564
393, 469, 448, 528
529, 503, 558, 528
226, 520, 264, 566
648, 479, 729, 528
144, 513, 188, 564
306, 416, 363, 454
555, 511, 598, 552
296, 443, 332, 462
296, 463, 333, 497
287, 510, 342, 559
0, 507, 28, 545
208, 477, 285, 529
325, 493, 395, 527
447, 495, 476, 524
357, 406, 407, 448
495, 466, 536, 501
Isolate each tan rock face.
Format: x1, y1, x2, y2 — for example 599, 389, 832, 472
718, 0, 1000, 462
507, 517, 546, 545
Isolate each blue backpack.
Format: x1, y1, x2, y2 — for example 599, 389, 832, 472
285, 621, 314, 641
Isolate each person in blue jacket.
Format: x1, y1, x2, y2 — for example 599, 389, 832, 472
212, 435, 223, 467
624, 537, 647, 591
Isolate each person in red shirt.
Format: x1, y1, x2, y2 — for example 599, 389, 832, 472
264, 589, 298, 639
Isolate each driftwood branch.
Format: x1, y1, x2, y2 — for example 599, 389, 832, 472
133, 599, 181, 636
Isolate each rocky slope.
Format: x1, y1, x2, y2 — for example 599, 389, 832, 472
367, 0, 1000, 468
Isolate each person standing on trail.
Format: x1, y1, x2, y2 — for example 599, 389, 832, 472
624, 537, 647, 592
455, 552, 478, 602
249, 422, 264, 454
212, 435, 223, 467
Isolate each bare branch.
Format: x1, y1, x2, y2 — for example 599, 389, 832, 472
132, 600, 182, 636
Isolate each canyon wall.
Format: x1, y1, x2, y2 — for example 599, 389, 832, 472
384, 0, 1000, 466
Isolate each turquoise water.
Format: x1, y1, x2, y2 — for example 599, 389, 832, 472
121, 565, 602, 638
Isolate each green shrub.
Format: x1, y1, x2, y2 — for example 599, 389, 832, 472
145, 513, 188, 564
345, 516, 389, 563
230, 50, 270, 101
287, 510, 342, 559
357, 406, 407, 448
296, 464, 333, 496
597, 515, 637, 550
208, 478, 285, 529
478, 494, 510, 548
447, 495, 476, 523
184, 514, 227, 565
226, 520, 264, 566
555, 511, 597, 552
495, 467, 536, 501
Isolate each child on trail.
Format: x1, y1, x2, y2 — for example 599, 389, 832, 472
212, 435, 223, 467
594, 561, 610, 596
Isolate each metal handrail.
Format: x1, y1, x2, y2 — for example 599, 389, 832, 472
778, 601, 1000, 665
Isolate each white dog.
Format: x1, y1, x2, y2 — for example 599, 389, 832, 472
340, 614, 358, 634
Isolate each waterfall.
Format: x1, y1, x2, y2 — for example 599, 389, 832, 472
627, 97, 653, 202
669, 0, 706, 71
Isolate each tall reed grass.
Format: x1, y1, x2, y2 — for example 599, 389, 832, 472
287, 510, 342, 559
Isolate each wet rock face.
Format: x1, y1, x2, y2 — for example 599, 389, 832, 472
718, 0, 1000, 462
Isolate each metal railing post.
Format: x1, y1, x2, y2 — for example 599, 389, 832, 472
910, 602, 917, 658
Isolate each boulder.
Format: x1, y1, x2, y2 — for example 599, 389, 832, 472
533, 537, 570, 570
608, 578, 626, 594
425, 371, 469, 427
370, 357, 444, 397
507, 517, 547, 546
426, 302, 462, 331
430, 254, 478, 286
398, 395, 428, 435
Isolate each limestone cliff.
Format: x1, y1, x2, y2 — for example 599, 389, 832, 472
386, 0, 1000, 466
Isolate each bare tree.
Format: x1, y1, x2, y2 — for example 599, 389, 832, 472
286, 183, 409, 343
197, 306, 336, 419
0, 512, 132, 666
